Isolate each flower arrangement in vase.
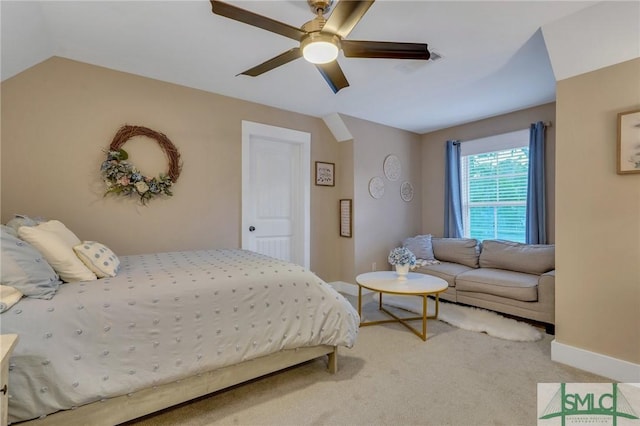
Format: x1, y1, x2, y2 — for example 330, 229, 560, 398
388, 247, 416, 278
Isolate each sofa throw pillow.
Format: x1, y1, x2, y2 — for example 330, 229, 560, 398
402, 234, 436, 261
18, 221, 97, 283
74, 241, 120, 278
479, 239, 555, 275
431, 238, 480, 268
1, 225, 61, 299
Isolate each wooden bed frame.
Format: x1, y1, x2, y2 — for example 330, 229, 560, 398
20, 345, 338, 426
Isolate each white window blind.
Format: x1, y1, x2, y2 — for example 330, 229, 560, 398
460, 130, 529, 243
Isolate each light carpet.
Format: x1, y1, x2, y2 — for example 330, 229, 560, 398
373, 294, 543, 342
127, 295, 605, 426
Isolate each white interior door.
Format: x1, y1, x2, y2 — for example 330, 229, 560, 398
242, 121, 310, 268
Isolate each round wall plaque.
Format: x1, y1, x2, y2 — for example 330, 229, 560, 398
400, 181, 414, 202
383, 154, 401, 181
368, 176, 385, 199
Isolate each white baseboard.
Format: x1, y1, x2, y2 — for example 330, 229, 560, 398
551, 339, 640, 382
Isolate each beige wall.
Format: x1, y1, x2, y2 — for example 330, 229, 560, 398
421, 103, 557, 242
555, 58, 640, 364
336, 139, 356, 282
342, 115, 422, 281
1, 57, 347, 282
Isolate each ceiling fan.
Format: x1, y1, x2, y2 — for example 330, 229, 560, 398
210, 0, 431, 93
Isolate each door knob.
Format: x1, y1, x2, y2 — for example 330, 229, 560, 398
249, 226, 256, 232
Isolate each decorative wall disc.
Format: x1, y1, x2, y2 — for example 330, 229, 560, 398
383, 154, 401, 181
400, 181, 414, 202
368, 176, 385, 199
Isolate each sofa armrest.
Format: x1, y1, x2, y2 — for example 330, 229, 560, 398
537, 270, 555, 323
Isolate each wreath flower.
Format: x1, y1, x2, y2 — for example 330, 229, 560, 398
100, 125, 182, 205
101, 149, 174, 204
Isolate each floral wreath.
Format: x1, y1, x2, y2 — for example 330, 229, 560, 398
101, 125, 182, 204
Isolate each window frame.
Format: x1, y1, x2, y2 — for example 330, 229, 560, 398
460, 129, 529, 243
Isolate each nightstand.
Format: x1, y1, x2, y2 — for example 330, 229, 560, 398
1, 335, 18, 426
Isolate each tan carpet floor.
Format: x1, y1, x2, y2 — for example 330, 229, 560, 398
127, 297, 606, 426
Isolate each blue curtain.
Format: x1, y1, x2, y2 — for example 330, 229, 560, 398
526, 121, 546, 244
444, 140, 463, 238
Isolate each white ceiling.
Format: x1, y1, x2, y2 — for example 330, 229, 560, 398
2, 1, 635, 134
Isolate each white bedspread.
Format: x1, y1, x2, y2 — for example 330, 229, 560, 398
0, 249, 359, 423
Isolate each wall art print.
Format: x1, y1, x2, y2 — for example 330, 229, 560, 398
315, 161, 335, 186
617, 109, 640, 174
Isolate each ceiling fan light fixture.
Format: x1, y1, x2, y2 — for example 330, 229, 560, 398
301, 33, 340, 64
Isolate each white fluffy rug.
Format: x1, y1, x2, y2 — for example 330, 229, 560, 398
373, 294, 543, 342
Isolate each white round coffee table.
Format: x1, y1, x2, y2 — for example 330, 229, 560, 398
355, 271, 448, 341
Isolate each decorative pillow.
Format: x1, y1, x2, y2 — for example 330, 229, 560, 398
479, 239, 555, 274
73, 241, 120, 278
402, 234, 435, 260
0, 285, 23, 313
18, 221, 97, 283
431, 237, 480, 268
5, 214, 42, 235
1, 225, 61, 299
29, 219, 82, 247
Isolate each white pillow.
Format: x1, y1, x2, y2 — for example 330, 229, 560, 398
32, 220, 82, 247
0, 285, 23, 313
74, 241, 120, 278
18, 221, 97, 282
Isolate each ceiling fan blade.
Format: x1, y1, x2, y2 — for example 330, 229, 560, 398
322, 0, 374, 38
342, 40, 430, 60
211, 1, 306, 41
238, 48, 302, 77
316, 61, 350, 94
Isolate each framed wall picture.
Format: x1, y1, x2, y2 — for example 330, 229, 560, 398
339, 199, 352, 238
617, 108, 640, 174
315, 161, 335, 186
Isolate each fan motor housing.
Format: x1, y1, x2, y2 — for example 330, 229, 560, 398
300, 32, 341, 51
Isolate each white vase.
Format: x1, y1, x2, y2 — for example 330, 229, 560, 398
395, 264, 410, 279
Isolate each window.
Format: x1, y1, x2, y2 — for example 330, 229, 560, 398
460, 130, 529, 243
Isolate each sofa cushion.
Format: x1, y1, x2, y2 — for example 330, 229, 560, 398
539, 270, 555, 288
456, 268, 539, 302
402, 234, 435, 260
432, 238, 479, 268
415, 261, 473, 288
479, 240, 555, 275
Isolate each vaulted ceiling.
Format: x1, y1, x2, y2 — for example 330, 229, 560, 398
2, 1, 637, 133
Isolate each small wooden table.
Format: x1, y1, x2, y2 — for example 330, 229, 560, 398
356, 271, 448, 341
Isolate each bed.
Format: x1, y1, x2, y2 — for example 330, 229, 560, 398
0, 248, 359, 425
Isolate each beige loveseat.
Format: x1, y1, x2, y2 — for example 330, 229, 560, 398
404, 236, 555, 334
